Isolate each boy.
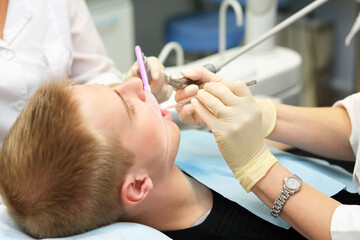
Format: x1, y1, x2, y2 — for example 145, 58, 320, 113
0, 78, 319, 239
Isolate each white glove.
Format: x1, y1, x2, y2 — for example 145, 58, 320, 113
175, 67, 277, 137
126, 56, 172, 103
255, 98, 277, 137
192, 81, 277, 192
175, 66, 225, 126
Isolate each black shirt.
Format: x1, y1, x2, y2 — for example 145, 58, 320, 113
162, 189, 360, 240
162, 190, 306, 240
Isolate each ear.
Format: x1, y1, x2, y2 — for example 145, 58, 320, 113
120, 174, 153, 206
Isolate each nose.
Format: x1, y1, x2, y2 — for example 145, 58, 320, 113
117, 77, 146, 102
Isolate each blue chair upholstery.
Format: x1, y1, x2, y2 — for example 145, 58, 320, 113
165, 11, 245, 53
203, 0, 290, 6
164, 0, 291, 54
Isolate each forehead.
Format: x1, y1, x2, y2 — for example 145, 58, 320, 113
72, 84, 110, 99
72, 85, 114, 113
71, 84, 128, 135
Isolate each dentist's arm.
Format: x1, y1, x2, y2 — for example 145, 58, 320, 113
268, 103, 354, 161
252, 162, 340, 240
192, 81, 340, 240
177, 66, 354, 160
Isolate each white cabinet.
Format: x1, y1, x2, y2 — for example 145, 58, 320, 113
86, 0, 135, 72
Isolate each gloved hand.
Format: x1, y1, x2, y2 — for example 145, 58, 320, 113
254, 98, 277, 137
176, 67, 277, 137
126, 56, 172, 103
192, 81, 277, 192
175, 66, 225, 126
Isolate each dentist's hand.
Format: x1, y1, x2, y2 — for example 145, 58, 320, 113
175, 66, 277, 136
175, 66, 225, 126
192, 81, 277, 192
254, 98, 277, 137
126, 56, 173, 103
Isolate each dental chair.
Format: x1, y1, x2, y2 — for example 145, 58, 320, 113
165, 0, 245, 55
164, 0, 290, 55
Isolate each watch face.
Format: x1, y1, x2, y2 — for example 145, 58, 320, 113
286, 176, 301, 190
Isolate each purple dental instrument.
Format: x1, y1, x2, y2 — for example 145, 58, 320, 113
135, 45, 151, 92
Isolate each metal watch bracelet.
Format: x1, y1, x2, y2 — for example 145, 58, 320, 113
270, 174, 302, 217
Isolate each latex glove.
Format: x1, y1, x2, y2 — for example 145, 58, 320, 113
176, 67, 277, 136
254, 98, 277, 137
126, 56, 172, 103
175, 66, 225, 126
192, 81, 277, 192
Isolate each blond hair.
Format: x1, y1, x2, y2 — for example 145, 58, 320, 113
0, 80, 133, 238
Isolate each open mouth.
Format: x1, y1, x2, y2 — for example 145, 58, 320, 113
161, 109, 172, 120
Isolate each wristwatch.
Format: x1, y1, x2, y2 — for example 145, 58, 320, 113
270, 174, 302, 217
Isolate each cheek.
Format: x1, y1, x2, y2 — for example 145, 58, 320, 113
141, 124, 168, 155
167, 124, 180, 161
134, 115, 168, 156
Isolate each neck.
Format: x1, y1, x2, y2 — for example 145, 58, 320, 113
128, 166, 212, 231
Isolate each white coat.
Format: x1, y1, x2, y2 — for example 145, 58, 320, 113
0, 0, 123, 144
331, 93, 360, 239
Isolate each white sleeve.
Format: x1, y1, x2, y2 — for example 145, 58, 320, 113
67, 0, 125, 85
333, 92, 360, 157
331, 204, 360, 239
331, 93, 360, 239
334, 92, 360, 192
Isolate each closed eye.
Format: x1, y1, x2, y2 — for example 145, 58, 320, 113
113, 90, 135, 119
125, 99, 137, 116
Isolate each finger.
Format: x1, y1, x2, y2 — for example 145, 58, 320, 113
147, 57, 163, 83
124, 61, 139, 80
177, 103, 205, 126
156, 85, 173, 103
204, 82, 240, 107
197, 89, 227, 118
225, 81, 253, 97
133, 67, 140, 77
175, 85, 198, 102
146, 57, 170, 102
178, 104, 196, 125
146, 57, 162, 89
191, 98, 218, 130
181, 66, 225, 85
131, 62, 140, 77
175, 104, 184, 114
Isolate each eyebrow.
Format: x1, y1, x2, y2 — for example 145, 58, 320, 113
113, 90, 132, 119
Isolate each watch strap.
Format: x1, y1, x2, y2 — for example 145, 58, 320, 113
270, 187, 294, 217
270, 174, 301, 218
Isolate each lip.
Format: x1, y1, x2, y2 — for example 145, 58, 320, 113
161, 109, 172, 120
145, 91, 172, 121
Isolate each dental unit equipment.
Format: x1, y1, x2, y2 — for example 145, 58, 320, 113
135, 45, 151, 92
345, 0, 360, 46
164, 80, 257, 110
164, 0, 330, 89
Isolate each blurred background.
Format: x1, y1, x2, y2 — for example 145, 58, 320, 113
85, 0, 359, 107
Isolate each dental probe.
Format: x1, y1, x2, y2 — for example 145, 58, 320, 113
135, 45, 151, 92
166, 0, 330, 89
164, 80, 257, 110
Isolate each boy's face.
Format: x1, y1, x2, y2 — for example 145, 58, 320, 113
72, 78, 180, 182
